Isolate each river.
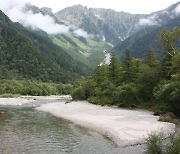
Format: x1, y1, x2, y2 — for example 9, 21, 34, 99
0, 98, 146, 154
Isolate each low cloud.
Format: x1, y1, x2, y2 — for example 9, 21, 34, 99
73, 29, 89, 38
139, 14, 161, 26
174, 4, 180, 15
0, 0, 69, 34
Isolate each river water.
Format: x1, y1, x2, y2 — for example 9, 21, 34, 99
0, 99, 146, 154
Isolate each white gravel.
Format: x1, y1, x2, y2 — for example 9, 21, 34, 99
36, 101, 176, 147
0, 97, 35, 106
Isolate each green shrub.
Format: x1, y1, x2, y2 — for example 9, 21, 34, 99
153, 74, 180, 115
87, 96, 100, 104
71, 87, 86, 100
166, 135, 180, 154
146, 133, 164, 154
146, 133, 180, 154
113, 83, 139, 107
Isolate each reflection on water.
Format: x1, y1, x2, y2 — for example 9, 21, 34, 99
0, 99, 145, 154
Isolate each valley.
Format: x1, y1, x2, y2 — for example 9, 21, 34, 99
0, 1, 180, 154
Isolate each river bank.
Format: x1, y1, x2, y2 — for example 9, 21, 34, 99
0, 97, 35, 106
37, 100, 176, 147
0, 95, 72, 106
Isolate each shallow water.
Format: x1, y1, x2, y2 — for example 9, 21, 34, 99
0, 99, 145, 154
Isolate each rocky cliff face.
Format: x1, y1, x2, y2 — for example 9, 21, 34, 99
55, 5, 146, 44
55, 2, 180, 44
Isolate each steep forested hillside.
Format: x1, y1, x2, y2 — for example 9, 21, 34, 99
22, 4, 112, 68
0, 10, 90, 83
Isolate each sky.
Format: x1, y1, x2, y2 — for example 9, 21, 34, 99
27, 0, 180, 14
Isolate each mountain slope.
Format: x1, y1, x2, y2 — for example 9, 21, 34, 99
55, 2, 180, 46
22, 4, 112, 67
55, 5, 146, 44
113, 16, 180, 59
17, 3, 180, 66
0, 10, 90, 83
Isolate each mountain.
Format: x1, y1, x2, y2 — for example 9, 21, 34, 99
55, 2, 180, 54
0, 10, 90, 83
112, 15, 180, 59
22, 4, 112, 68
1, 2, 180, 83
55, 5, 146, 44
20, 3, 180, 65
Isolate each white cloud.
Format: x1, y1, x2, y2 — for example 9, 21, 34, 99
174, 4, 180, 15
0, 0, 69, 34
139, 14, 160, 26
73, 29, 89, 38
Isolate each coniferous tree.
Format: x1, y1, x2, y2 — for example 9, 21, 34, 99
123, 49, 134, 83
160, 27, 180, 79
108, 52, 120, 85
93, 66, 108, 85
145, 48, 160, 68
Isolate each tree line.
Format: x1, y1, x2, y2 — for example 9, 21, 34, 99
72, 27, 180, 116
0, 79, 73, 96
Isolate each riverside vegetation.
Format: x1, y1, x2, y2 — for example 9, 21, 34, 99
1, 28, 179, 115
72, 27, 180, 116
146, 133, 180, 154
0, 80, 73, 96
1, 28, 179, 116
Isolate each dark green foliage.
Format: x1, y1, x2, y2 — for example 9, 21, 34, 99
146, 133, 164, 154
113, 83, 139, 107
137, 64, 160, 102
72, 28, 180, 114
108, 52, 121, 84
71, 78, 96, 100
153, 74, 180, 115
166, 135, 180, 154
160, 27, 180, 79
122, 49, 135, 83
56, 83, 74, 95
145, 48, 160, 68
0, 10, 90, 83
146, 133, 180, 154
113, 16, 180, 60
71, 87, 86, 100
0, 79, 73, 96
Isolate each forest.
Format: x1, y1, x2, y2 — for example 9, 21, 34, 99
0, 27, 180, 116
72, 27, 180, 116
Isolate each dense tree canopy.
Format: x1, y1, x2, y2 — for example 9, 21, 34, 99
72, 27, 180, 115
0, 10, 90, 83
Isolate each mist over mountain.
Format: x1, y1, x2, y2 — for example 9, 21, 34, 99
0, 1, 180, 83
55, 5, 145, 44
55, 2, 180, 45
0, 10, 90, 82
113, 15, 180, 59
1, 1, 179, 45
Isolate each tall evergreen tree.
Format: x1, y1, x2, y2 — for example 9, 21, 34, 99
108, 52, 120, 85
123, 49, 134, 82
93, 65, 108, 85
145, 48, 160, 68
160, 27, 180, 79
